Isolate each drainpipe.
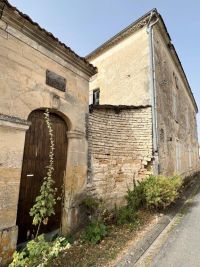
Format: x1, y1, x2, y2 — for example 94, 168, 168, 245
147, 12, 159, 174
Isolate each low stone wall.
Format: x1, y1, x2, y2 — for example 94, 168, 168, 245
87, 105, 153, 206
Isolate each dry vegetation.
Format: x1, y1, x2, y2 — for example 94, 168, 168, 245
50, 210, 157, 267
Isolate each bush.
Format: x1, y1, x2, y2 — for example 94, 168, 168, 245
80, 174, 182, 244
82, 196, 116, 224
82, 197, 107, 221
126, 175, 182, 211
126, 181, 146, 211
82, 197, 100, 215
81, 220, 108, 244
115, 206, 138, 225
143, 175, 182, 209
81, 197, 109, 244
9, 235, 70, 267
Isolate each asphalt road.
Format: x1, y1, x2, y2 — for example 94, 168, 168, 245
149, 189, 200, 267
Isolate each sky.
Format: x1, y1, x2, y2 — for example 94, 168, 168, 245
9, 0, 200, 140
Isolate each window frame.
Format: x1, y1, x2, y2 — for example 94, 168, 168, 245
93, 88, 100, 105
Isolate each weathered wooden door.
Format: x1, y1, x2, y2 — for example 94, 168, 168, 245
17, 110, 68, 244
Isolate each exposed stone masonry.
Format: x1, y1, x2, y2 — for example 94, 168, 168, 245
0, 1, 96, 264
0, 227, 17, 266
87, 106, 153, 206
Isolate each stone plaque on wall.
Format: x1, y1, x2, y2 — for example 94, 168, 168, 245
46, 70, 66, 92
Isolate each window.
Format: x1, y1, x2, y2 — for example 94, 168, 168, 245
93, 89, 100, 105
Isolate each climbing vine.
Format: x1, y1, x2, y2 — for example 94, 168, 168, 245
9, 109, 71, 267
30, 108, 60, 237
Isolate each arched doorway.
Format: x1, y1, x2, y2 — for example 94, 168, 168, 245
17, 110, 68, 244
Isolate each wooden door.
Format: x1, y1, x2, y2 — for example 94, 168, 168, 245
17, 110, 68, 244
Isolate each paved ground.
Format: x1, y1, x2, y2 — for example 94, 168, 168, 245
149, 188, 200, 267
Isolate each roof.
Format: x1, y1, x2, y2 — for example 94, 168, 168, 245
86, 9, 198, 112
0, 0, 97, 76
86, 9, 156, 60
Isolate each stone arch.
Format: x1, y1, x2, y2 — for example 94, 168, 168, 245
16, 108, 69, 243
26, 107, 73, 131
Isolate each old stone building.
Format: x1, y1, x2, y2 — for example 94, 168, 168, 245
0, 1, 199, 265
0, 0, 96, 265
87, 9, 199, 206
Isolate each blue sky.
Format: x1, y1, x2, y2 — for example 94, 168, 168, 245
9, 0, 200, 140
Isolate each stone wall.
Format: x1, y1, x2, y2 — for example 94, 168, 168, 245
0, 227, 17, 266
153, 26, 199, 176
0, 3, 95, 264
0, 116, 29, 266
87, 106, 153, 206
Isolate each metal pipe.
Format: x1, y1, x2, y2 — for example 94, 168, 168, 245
147, 12, 159, 174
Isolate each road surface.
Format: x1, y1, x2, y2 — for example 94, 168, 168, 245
149, 189, 200, 267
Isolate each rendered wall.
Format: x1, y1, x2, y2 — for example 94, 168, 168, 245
0, 16, 91, 265
153, 26, 199, 176
89, 28, 151, 106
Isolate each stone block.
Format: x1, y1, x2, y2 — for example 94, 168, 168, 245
0, 226, 18, 267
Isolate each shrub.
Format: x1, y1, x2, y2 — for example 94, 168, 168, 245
81, 220, 108, 244
126, 175, 182, 211
143, 175, 182, 209
81, 197, 109, 244
115, 206, 138, 225
82, 196, 115, 224
126, 181, 146, 211
82, 197, 102, 218
9, 235, 70, 267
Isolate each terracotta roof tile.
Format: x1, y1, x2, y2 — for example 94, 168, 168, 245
0, 0, 97, 74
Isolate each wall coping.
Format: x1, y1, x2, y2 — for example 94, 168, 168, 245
89, 104, 152, 113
